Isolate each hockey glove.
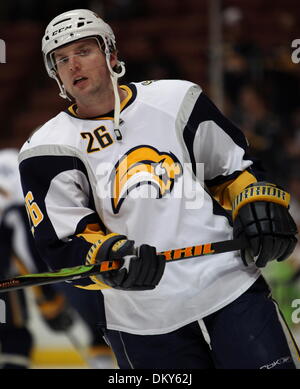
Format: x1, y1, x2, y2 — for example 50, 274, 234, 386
86, 233, 165, 290
37, 292, 75, 331
232, 182, 298, 267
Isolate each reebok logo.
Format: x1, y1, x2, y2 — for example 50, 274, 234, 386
260, 356, 292, 369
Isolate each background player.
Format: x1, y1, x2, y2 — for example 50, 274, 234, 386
0, 148, 114, 368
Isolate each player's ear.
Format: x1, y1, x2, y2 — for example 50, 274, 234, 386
110, 52, 118, 69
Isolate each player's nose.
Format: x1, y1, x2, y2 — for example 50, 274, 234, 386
68, 56, 81, 72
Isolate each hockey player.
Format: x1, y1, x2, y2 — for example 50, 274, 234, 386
0, 148, 76, 368
0, 149, 33, 368
0, 148, 114, 368
19, 9, 299, 369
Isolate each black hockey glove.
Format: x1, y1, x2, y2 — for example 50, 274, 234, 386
37, 291, 75, 331
232, 182, 298, 268
86, 234, 165, 290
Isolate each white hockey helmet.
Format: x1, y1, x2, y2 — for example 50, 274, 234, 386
42, 9, 118, 78
42, 9, 125, 140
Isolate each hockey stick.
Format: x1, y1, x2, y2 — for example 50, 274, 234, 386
65, 330, 115, 369
0, 237, 247, 293
65, 329, 94, 368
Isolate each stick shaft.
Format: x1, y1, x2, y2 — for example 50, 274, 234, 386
160, 237, 245, 261
0, 238, 246, 292
0, 261, 120, 292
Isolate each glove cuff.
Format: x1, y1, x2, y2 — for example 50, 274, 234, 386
232, 182, 290, 221
85, 233, 126, 265
85, 233, 127, 289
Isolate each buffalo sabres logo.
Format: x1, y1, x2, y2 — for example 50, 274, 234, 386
110, 146, 182, 214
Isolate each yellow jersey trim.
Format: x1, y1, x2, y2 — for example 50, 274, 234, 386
210, 170, 257, 210
74, 282, 111, 290
67, 85, 133, 120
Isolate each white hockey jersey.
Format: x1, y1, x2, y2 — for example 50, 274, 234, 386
19, 80, 261, 334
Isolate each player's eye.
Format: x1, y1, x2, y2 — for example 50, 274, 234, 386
78, 48, 91, 56
55, 47, 93, 69
56, 56, 69, 66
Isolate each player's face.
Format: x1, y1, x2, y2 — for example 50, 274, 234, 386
53, 38, 117, 101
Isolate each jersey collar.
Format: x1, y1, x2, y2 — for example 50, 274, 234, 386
65, 84, 137, 120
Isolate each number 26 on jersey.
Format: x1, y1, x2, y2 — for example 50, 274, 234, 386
25, 191, 44, 234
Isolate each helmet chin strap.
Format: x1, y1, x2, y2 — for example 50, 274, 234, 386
51, 71, 71, 101
106, 55, 126, 142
